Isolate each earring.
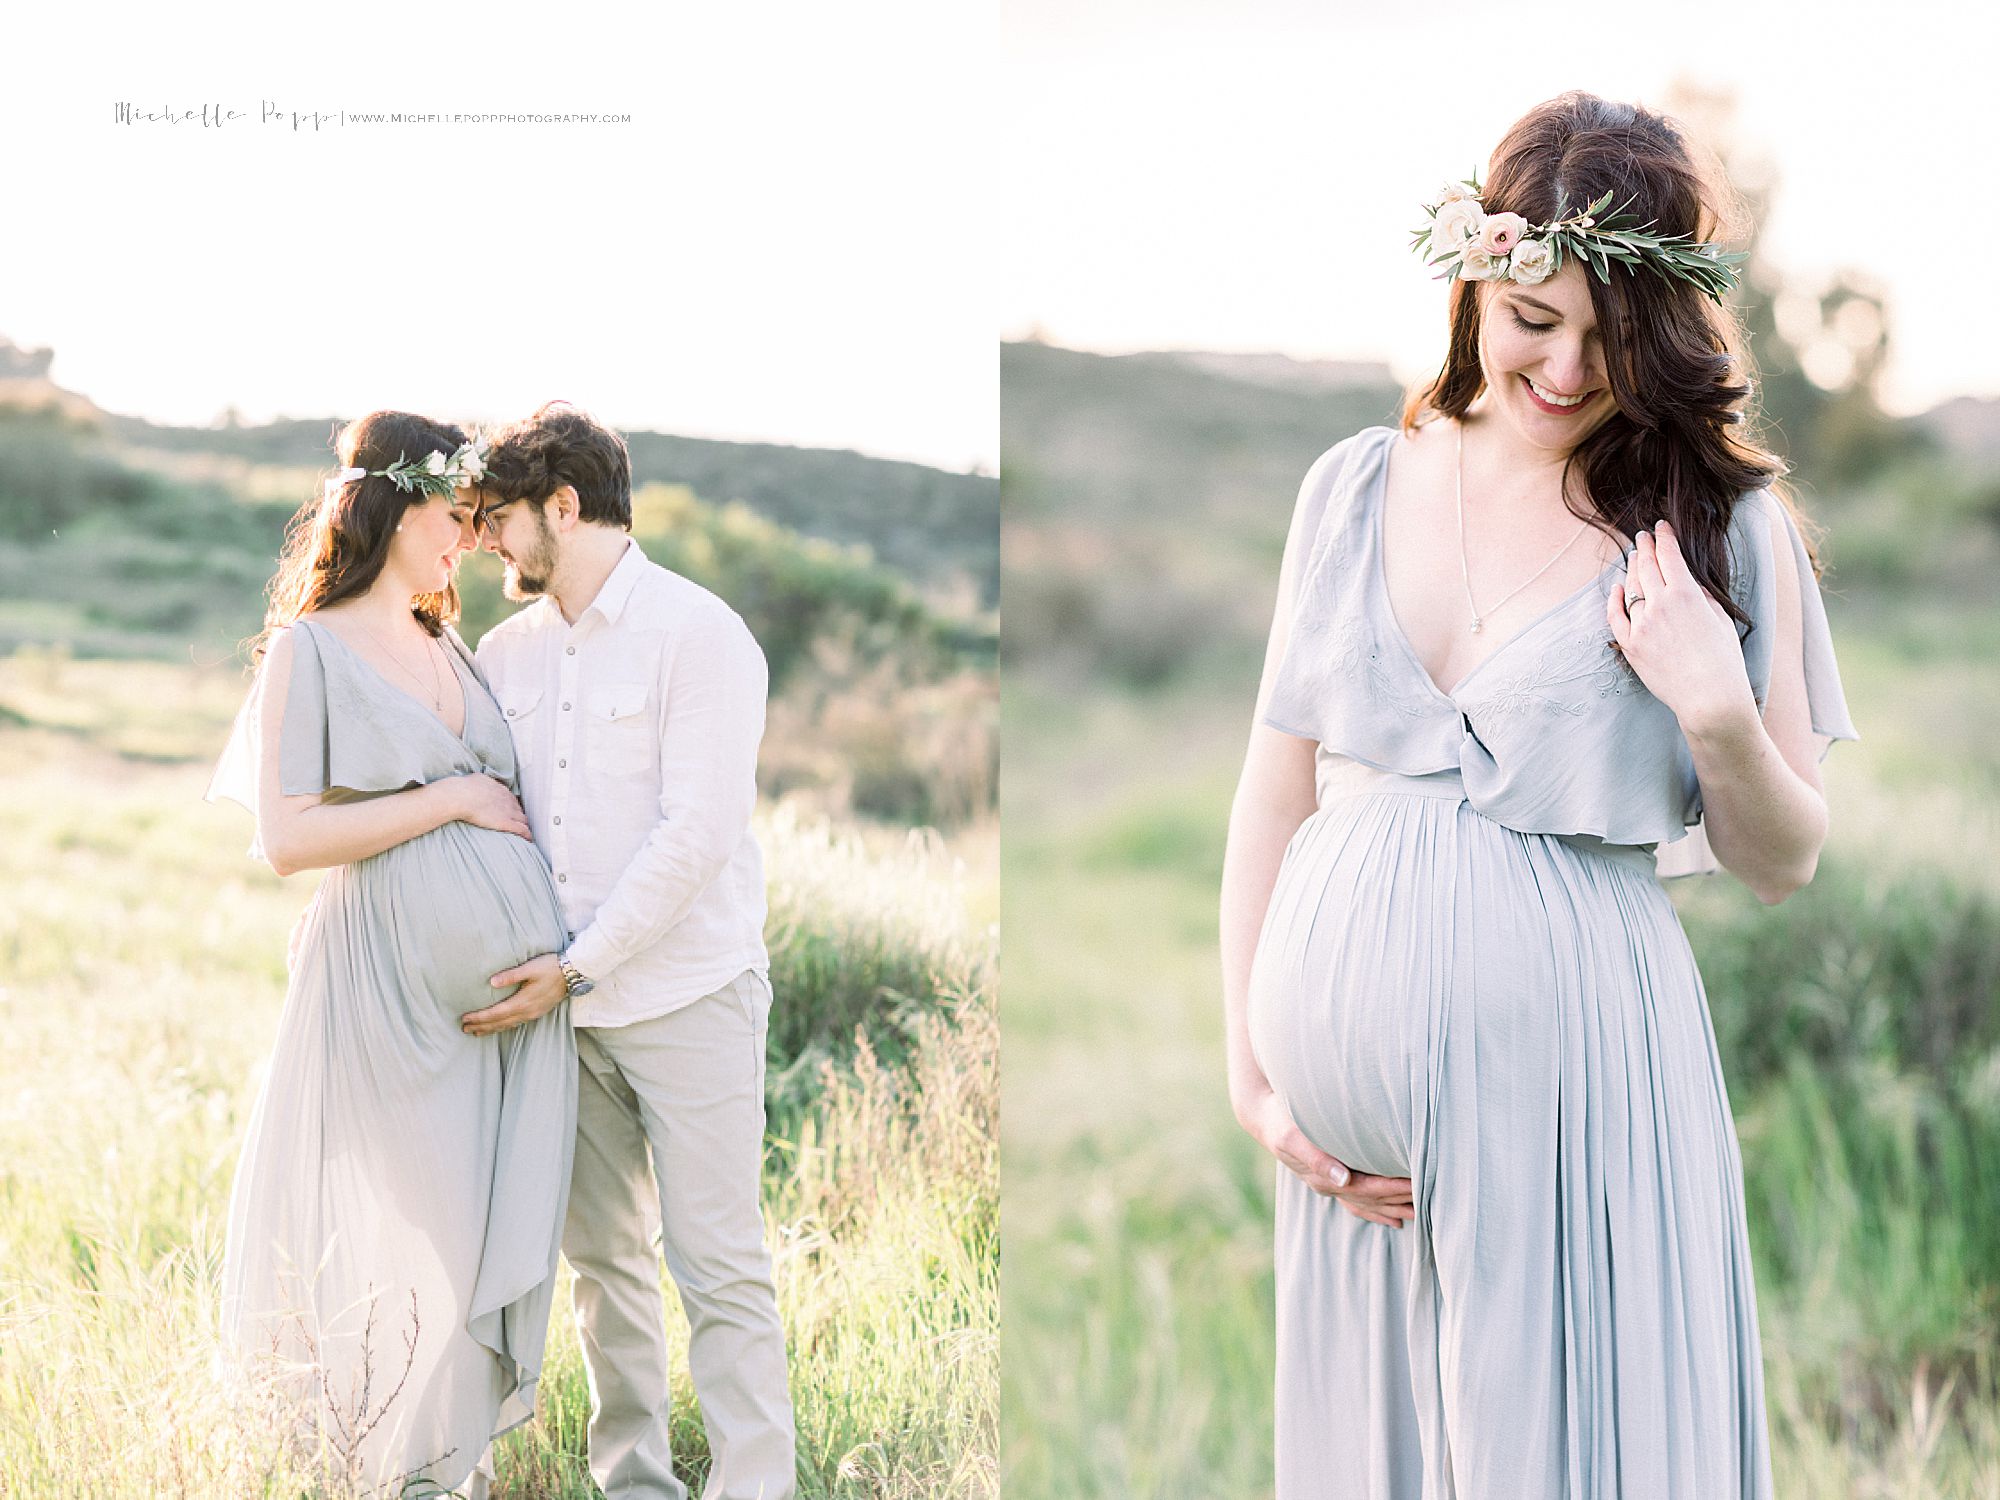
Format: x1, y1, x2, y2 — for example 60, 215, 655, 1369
395, 524, 403, 532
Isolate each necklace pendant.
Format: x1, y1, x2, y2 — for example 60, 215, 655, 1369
1470, 617, 1484, 634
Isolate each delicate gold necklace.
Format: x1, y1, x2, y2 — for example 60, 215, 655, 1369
1455, 420, 1592, 634
357, 619, 446, 711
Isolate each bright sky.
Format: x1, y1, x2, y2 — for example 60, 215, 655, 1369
3, 2, 995, 473
1005, 0, 2000, 417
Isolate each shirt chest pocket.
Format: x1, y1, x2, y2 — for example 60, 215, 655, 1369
591, 678, 656, 778
496, 683, 545, 735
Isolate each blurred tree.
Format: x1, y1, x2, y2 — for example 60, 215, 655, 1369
1663, 80, 1929, 485
0, 338, 54, 380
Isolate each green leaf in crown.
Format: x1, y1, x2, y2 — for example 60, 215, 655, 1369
1409, 173, 1745, 302
321, 435, 490, 503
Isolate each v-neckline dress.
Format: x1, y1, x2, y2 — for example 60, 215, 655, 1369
1246, 425, 1857, 1499
207, 617, 577, 1497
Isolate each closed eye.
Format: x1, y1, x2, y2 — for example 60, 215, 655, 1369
1510, 310, 1555, 335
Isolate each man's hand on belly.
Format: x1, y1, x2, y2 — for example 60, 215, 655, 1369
462, 953, 568, 1036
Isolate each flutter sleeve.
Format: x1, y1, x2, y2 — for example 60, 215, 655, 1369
1655, 487, 1860, 879
203, 622, 344, 807
1733, 487, 1860, 756
202, 626, 333, 861
1261, 428, 1376, 740
204, 621, 446, 860
204, 660, 270, 822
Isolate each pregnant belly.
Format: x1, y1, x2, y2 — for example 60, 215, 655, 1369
1246, 797, 1499, 1179
321, 821, 569, 1020
1240, 804, 1432, 1184
1248, 790, 1665, 1183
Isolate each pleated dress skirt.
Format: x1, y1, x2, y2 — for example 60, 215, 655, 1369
220, 812, 576, 1496
1247, 759, 1774, 1499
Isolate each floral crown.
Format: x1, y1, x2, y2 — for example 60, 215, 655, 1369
1410, 175, 1747, 303
322, 435, 489, 502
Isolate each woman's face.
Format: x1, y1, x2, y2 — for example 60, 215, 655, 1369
1476, 259, 1618, 455
385, 486, 480, 596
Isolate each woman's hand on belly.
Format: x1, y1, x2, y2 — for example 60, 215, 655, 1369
443, 774, 534, 842
1237, 1084, 1416, 1230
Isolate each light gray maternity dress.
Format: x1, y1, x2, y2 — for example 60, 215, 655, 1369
1246, 425, 1858, 1499
207, 617, 576, 1497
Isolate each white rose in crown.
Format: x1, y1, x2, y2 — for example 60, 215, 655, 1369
423, 450, 449, 475
458, 442, 486, 482
1509, 237, 1555, 285
1431, 198, 1485, 254
1458, 246, 1508, 281
1436, 180, 1481, 206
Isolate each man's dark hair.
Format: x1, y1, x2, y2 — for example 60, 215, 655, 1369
479, 400, 632, 529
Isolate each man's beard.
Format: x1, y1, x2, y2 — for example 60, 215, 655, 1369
500, 509, 561, 601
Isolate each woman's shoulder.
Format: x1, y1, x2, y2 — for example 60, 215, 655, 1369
282, 611, 340, 649
256, 615, 350, 702
1720, 484, 1807, 594
257, 617, 313, 668
1289, 423, 1399, 539
1305, 421, 1402, 479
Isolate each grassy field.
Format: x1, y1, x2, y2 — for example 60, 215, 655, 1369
0, 652, 998, 1499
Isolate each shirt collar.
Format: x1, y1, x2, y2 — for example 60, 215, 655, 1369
581, 536, 648, 625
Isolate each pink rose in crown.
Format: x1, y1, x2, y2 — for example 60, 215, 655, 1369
1478, 212, 1528, 255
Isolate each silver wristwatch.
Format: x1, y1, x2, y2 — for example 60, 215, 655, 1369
558, 954, 596, 998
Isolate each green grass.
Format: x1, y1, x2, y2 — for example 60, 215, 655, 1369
1001, 632, 2000, 1499
0, 654, 997, 1499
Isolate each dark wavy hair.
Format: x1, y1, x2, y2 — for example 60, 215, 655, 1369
255, 410, 467, 658
1400, 91, 1819, 630
476, 400, 632, 529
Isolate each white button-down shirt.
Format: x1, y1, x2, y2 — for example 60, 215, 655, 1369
475, 539, 769, 1027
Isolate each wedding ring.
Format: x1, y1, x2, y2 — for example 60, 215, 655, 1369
1625, 585, 1647, 608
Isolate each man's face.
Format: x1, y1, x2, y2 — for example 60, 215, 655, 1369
477, 495, 562, 600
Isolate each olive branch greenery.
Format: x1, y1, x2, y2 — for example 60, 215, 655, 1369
325, 437, 488, 503
374, 453, 463, 499
1411, 177, 1748, 303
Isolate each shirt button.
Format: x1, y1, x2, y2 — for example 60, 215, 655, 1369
562, 702, 571, 711
567, 646, 576, 655
558, 758, 567, 768
553, 815, 562, 825
558, 874, 567, 883
506, 708, 516, 717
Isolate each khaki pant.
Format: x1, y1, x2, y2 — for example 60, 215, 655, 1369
564, 969, 797, 1500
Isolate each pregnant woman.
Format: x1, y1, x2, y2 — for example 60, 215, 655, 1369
207, 411, 575, 1498
1220, 94, 1857, 1497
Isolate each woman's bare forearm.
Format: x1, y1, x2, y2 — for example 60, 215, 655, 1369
1682, 699, 1827, 903
263, 780, 462, 876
